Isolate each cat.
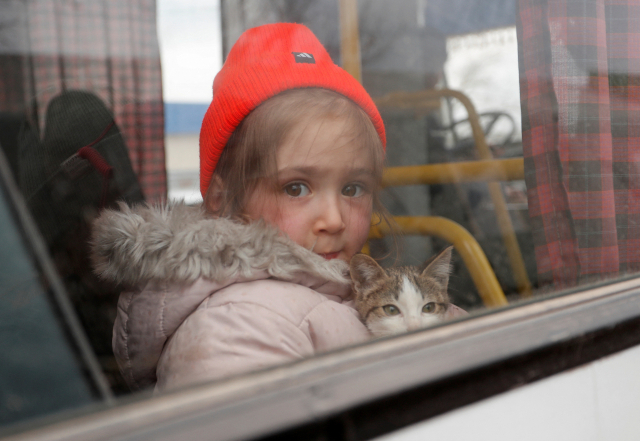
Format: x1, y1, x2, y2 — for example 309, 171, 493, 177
349, 246, 453, 337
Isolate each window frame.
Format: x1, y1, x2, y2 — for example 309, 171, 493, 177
4, 265, 640, 440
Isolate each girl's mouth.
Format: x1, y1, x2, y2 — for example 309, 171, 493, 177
319, 252, 340, 260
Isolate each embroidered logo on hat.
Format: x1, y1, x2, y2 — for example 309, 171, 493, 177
292, 52, 315, 64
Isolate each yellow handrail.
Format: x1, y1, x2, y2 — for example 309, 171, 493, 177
369, 216, 508, 307
375, 89, 533, 298
383, 158, 524, 186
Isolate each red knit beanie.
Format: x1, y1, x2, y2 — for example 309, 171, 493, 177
199, 22, 386, 197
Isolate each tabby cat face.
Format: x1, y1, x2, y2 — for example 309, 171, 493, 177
350, 247, 452, 337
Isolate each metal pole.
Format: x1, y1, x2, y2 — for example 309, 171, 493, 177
339, 0, 362, 82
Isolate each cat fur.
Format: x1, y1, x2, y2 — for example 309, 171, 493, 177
350, 247, 452, 337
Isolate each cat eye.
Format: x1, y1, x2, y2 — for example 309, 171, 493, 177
283, 182, 310, 197
422, 302, 436, 314
382, 305, 400, 316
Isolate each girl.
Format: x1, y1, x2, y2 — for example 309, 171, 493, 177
91, 23, 465, 392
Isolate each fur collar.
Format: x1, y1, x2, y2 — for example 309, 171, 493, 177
91, 202, 350, 288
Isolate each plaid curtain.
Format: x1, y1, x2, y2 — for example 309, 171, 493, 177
517, 0, 640, 289
0, 0, 166, 202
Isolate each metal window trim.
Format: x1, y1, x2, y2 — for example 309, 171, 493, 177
0, 149, 115, 404
7, 274, 640, 441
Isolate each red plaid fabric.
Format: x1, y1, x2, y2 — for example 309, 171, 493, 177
0, 0, 166, 202
518, 0, 640, 289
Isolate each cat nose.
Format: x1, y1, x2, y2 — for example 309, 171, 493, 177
406, 319, 421, 332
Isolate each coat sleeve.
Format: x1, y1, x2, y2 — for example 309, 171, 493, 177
155, 301, 315, 391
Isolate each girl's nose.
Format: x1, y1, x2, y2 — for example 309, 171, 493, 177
313, 195, 346, 235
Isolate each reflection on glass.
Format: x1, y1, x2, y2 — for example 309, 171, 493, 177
0, 186, 96, 427
0, 0, 638, 431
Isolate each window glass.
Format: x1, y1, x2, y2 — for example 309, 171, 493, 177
0, 0, 639, 433
0, 182, 98, 428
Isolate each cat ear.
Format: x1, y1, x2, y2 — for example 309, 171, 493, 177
421, 246, 453, 288
350, 254, 387, 293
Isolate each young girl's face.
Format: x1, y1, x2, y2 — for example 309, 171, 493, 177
244, 117, 376, 262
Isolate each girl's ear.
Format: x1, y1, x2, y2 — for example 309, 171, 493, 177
204, 174, 225, 214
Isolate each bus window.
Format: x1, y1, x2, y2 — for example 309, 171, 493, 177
2, 1, 640, 439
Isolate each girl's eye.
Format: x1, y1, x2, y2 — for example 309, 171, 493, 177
342, 184, 363, 197
382, 305, 400, 316
283, 183, 309, 197
422, 302, 436, 313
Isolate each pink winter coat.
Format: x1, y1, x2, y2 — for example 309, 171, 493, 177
91, 203, 466, 392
